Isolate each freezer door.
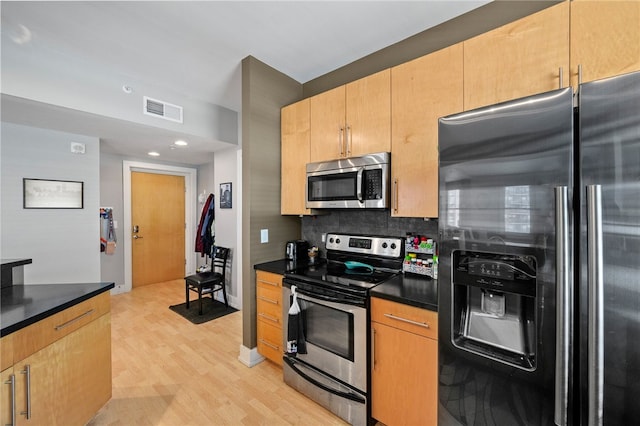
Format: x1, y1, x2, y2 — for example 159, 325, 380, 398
579, 70, 640, 426
438, 87, 574, 425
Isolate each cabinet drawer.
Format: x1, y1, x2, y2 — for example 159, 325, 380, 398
257, 285, 282, 322
371, 297, 437, 340
257, 320, 283, 366
0, 334, 13, 371
13, 291, 110, 363
256, 271, 283, 290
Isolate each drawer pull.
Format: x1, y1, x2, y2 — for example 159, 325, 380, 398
384, 313, 430, 329
259, 280, 279, 287
55, 309, 95, 331
259, 339, 280, 351
258, 313, 280, 324
258, 296, 279, 305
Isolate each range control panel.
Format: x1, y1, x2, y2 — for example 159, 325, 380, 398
325, 233, 403, 258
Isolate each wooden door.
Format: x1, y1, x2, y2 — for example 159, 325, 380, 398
310, 85, 346, 162
570, 0, 640, 87
463, 1, 570, 110
281, 99, 311, 215
391, 43, 463, 218
346, 68, 391, 157
132, 172, 185, 287
371, 322, 438, 426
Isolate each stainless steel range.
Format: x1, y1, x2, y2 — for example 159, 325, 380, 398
282, 233, 404, 426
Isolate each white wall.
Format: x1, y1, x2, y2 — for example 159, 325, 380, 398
0, 123, 101, 283
213, 147, 241, 308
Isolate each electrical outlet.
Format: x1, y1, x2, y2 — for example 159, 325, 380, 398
321, 233, 326, 243
260, 229, 269, 243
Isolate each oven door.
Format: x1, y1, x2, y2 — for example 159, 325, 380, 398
283, 285, 368, 392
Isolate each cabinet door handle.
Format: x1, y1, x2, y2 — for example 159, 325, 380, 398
346, 125, 352, 157
393, 179, 399, 213
55, 309, 95, 331
258, 313, 280, 324
384, 313, 430, 329
258, 296, 279, 305
19, 365, 31, 419
259, 339, 280, 351
339, 127, 345, 157
559, 66, 564, 89
5, 373, 16, 426
259, 280, 279, 288
371, 327, 377, 370
578, 64, 583, 86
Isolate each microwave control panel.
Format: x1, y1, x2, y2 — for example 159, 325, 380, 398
364, 169, 382, 200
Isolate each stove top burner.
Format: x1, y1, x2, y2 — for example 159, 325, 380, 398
284, 232, 405, 295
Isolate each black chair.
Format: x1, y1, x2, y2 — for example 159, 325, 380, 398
185, 246, 230, 315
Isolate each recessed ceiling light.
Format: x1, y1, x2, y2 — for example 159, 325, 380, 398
122, 85, 133, 94
174, 140, 188, 146
148, 151, 160, 157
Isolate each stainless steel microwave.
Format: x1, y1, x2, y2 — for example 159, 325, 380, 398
306, 152, 390, 209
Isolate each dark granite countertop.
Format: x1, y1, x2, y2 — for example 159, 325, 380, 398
254, 259, 437, 312
371, 274, 438, 312
1, 282, 115, 337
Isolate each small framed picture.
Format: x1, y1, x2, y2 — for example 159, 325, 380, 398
220, 182, 232, 209
23, 178, 84, 209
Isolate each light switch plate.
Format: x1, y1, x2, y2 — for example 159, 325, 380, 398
260, 229, 268, 243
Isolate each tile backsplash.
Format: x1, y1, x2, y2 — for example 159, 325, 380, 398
301, 210, 438, 257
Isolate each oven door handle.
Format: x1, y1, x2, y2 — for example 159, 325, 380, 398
283, 356, 365, 404
294, 287, 365, 308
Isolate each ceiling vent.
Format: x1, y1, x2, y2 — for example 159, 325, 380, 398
143, 96, 183, 123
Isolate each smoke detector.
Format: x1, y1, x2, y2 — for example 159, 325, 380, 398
143, 96, 183, 123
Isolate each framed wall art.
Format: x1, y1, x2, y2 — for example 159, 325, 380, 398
23, 178, 84, 209
220, 182, 232, 208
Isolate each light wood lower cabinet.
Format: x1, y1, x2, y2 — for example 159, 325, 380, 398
256, 270, 284, 366
0, 292, 112, 425
371, 297, 438, 426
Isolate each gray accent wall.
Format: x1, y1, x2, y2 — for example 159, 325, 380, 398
1, 123, 101, 283
241, 56, 304, 349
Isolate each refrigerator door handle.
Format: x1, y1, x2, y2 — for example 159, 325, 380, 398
554, 186, 571, 426
587, 184, 604, 426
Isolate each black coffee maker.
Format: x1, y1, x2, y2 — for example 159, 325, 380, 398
285, 240, 309, 264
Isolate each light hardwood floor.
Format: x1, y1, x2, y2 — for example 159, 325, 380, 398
88, 279, 347, 425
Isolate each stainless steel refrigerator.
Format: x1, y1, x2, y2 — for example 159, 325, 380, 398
437, 70, 640, 426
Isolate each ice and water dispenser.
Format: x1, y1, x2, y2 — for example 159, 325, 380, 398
451, 250, 537, 370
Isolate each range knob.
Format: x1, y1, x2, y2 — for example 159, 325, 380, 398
390, 243, 396, 250
382, 242, 388, 249
336, 238, 341, 244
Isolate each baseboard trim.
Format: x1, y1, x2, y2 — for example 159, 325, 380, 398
238, 345, 264, 367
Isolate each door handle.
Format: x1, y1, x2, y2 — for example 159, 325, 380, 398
587, 184, 604, 426
554, 186, 571, 426
133, 235, 143, 239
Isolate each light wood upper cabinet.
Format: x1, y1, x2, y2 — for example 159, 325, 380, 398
391, 43, 463, 218
281, 99, 311, 215
463, 1, 570, 110
310, 69, 391, 162
371, 297, 438, 426
570, 0, 640, 87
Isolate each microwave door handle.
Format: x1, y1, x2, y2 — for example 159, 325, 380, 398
356, 167, 364, 203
